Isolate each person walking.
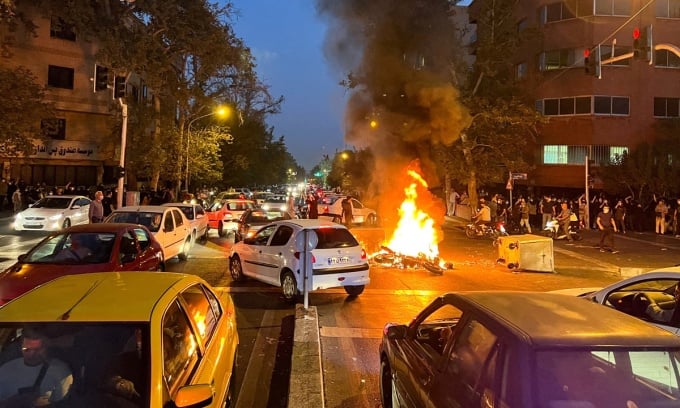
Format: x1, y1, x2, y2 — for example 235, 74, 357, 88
654, 195, 668, 235
518, 198, 531, 233
306, 193, 318, 219
89, 191, 104, 223
597, 204, 618, 253
11, 188, 22, 214
341, 196, 353, 228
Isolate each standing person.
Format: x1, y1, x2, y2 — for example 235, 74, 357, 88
614, 199, 626, 234
286, 195, 297, 219
518, 198, 531, 233
6, 179, 16, 212
102, 190, 114, 218
673, 198, 680, 238
0, 179, 7, 211
341, 195, 353, 228
12, 188, 22, 214
527, 196, 538, 230
306, 193, 318, 219
577, 194, 588, 229
447, 189, 459, 216
540, 195, 552, 229
597, 204, 618, 253
654, 195, 668, 235
89, 190, 104, 223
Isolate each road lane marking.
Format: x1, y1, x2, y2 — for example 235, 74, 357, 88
319, 327, 382, 339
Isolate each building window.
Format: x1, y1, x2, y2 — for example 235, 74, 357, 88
47, 65, 74, 89
41, 118, 66, 140
600, 45, 632, 66
575, 96, 592, 114
542, 0, 593, 22
593, 95, 629, 115
50, 17, 76, 41
516, 62, 528, 80
655, 49, 680, 68
543, 144, 628, 165
656, 0, 680, 18
594, 0, 630, 15
654, 97, 680, 117
540, 96, 592, 115
540, 49, 577, 70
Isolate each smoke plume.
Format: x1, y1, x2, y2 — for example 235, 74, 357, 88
316, 0, 472, 229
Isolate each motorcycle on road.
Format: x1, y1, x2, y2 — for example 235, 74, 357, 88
465, 220, 509, 240
542, 219, 582, 241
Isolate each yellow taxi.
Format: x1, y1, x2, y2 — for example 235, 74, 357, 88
0, 272, 238, 407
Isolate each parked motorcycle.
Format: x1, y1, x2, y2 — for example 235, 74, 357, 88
465, 221, 508, 240
542, 219, 582, 241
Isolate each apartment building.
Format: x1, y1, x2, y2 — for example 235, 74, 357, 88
0, 6, 144, 188
470, 0, 680, 189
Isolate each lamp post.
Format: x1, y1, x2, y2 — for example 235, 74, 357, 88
185, 106, 229, 192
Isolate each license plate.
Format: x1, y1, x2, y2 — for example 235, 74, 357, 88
328, 256, 350, 265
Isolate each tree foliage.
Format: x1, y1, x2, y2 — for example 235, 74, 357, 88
0, 66, 55, 157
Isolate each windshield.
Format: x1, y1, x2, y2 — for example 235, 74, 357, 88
534, 348, 680, 407
106, 212, 162, 232
31, 197, 72, 209
25, 232, 116, 264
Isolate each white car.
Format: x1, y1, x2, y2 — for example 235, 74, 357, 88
13, 195, 91, 231
162, 202, 209, 245
229, 219, 370, 301
554, 267, 680, 335
104, 205, 192, 261
317, 195, 378, 225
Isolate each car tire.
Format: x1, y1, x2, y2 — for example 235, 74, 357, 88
344, 285, 365, 296
62, 218, 71, 229
178, 238, 190, 261
229, 256, 245, 281
218, 222, 226, 238
200, 227, 209, 244
380, 359, 395, 408
281, 270, 298, 302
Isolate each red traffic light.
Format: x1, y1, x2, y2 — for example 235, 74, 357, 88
633, 27, 640, 40
583, 49, 590, 58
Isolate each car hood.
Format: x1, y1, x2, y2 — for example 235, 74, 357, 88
0, 263, 115, 305
18, 207, 71, 217
548, 287, 603, 297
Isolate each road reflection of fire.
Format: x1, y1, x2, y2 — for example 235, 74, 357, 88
371, 167, 453, 274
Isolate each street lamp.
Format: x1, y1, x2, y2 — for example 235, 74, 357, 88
185, 106, 229, 191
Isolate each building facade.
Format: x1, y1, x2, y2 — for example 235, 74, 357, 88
470, 0, 680, 189
0, 6, 143, 189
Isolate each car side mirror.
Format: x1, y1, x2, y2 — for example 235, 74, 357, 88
243, 237, 255, 245
174, 384, 213, 407
384, 324, 407, 340
18, 254, 27, 262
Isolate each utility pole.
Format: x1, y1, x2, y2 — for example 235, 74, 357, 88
117, 98, 128, 209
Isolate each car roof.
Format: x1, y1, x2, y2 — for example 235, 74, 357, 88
452, 291, 680, 348
278, 219, 345, 229
161, 202, 193, 208
59, 223, 143, 233
0, 272, 199, 322
112, 205, 175, 214
41, 195, 87, 199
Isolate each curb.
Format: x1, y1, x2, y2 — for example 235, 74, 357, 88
288, 304, 324, 408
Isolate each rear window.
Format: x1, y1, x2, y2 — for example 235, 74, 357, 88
313, 228, 359, 249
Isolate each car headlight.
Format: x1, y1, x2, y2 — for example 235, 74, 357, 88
49, 214, 64, 221
14, 213, 22, 221
281, 205, 288, 211
262, 204, 270, 211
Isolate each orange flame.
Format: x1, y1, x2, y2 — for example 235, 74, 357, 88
384, 169, 440, 260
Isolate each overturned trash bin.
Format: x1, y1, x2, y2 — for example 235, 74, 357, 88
496, 234, 554, 273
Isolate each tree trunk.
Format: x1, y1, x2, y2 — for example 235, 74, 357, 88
461, 132, 479, 207
150, 95, 161, 191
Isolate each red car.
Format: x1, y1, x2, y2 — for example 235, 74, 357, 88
206, 199, 256, 237
0, 223, 164, 305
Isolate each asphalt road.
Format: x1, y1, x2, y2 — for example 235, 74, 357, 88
2, 214, 680, 407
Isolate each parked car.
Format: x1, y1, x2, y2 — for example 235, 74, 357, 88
0, 272, 238, 407
0, 223, 164, 305
380, 291, 680, 408
552, 267, 680, 336
162, 202, 209, 245
234, 208, 292, 242
104, 205, 192, 261
229, 219, 370, 301
317, 195, 378, 225
206, 199, 256, 237
260, 194, 290, 213
13, 195, 92, 231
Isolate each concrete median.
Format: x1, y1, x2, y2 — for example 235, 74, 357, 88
288, 304, 324, 408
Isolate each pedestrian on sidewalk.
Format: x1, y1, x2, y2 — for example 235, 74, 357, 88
654, 195, 668, 235
11, 188, 22, 214
597, 205, 618, 253
0, 179, 7, 211
614, 199, 626, 234
89, 191, 104, 223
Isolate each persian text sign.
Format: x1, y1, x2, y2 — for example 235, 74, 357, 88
30, 140, 102, 160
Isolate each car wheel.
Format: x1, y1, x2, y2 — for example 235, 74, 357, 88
344, 285, 365, 296
62, 218, 71, 229
229, 256, 245, 281
200, 227, 209, 244
178, 238, 190, 261
281, 270, 298, 302
218, 222, 226, 238
380, 359, 395, 408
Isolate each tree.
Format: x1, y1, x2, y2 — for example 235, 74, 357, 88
0, 66, 55, 157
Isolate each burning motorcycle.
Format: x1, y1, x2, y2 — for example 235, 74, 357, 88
465, 220, 508, 240
542, 219, 582, 241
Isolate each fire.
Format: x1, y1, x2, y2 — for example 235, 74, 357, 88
384, 169, 440, 260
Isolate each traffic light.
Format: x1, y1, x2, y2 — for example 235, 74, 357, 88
633, 26, 652, 62
114, 76, 126, 98
116, 166, 125, 178
584, 49, 591, 74
584, 47, 601, 77
94, 64, 108, 92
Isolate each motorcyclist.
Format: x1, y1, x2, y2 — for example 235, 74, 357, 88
555, 202, 574, 242
473, 198, 492, 235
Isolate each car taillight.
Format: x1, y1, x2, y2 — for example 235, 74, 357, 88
293, 252, 316, 262
323, 206, 329, 214
361, 249, 367, 260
